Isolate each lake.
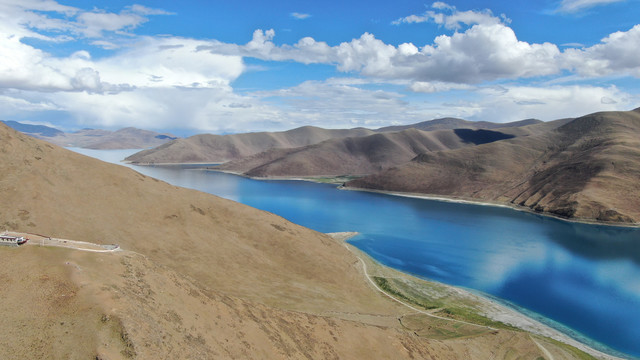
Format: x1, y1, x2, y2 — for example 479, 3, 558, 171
73, 148, 640, 359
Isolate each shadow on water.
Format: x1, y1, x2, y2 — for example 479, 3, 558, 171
542, 218, 640, 264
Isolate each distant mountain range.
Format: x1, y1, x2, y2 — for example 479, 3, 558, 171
125, 118, 538, 165
126, 111, 640, 224
1, 120, 177, 149
217, 127, 518, 177
375, 117, 543, 132
125, 126, 374, 163
347, 109, 640, 224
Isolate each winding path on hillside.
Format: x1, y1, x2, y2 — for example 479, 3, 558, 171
6, 231, 122, 253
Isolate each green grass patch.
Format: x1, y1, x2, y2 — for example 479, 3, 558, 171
309, 175, 362, 184
436, 308, 520, 331
542, 337, 598, 360
373, 276, 519, 331
373, 276, 440, 310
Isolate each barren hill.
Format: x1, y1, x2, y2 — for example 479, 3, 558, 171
219, 127, 516, 177
0, 122, 598, 359
65, 127, 179, 149
377, 117, 543, 132
125, 126, 374, 164
2, 120, 177, 149
2, 120, 64, 137
347, 109, 640, 224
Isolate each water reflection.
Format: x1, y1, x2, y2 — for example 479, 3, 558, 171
545, 220, 640, 264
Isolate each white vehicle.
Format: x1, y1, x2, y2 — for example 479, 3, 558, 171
0, 234, 29, 246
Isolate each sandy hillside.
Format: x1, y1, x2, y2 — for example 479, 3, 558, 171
0, 122, 599, 359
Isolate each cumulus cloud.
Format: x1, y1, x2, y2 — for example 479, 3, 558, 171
1, 0, 638, 133
197, 29, 335, 65
563, 24, 640, 77
556, 0, 627, 13
0, 0, 171, 41
392, 2, 510, 30
203, 24, 562, 84
203, 19, 640, 89
0, 3, 245, 94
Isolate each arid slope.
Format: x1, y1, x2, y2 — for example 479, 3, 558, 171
0, 122, 385, 313
347, 109, 640, 224
219, 128, 516, 177
0, 123, 600, 359
126, 126, 374, 164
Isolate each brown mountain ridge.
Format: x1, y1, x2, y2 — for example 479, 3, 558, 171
1, 122, 596, 359
347, 109, 640, 224
218, 127, 519, 177
126, 125, 374, 164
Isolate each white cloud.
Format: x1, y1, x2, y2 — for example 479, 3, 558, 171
432, 2, 454, 10
291, 12, 311, 20
197, 29, 335, 65
409, 81, 473, 93
563, 25, 640, 77
0, 12, 245, 93
469, 85, 634, 122
90, 37, 245, 89
126, 4, 174, 16
557, 0, 627, 13
1, 0, 638, 134
39, 85, 269, 132
0, 0, 171, 40
202, 25, 562, 84
0, 92, 60, 113
252, 80, 421, 128
204, 20, 640, 88
397, 24, 561, 83
0, 0, 77, 15
76, 10, 147, 37
392, 2, 509, 30
90, 40, 121, 50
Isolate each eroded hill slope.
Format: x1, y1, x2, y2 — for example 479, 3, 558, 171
347, 109, 640, 224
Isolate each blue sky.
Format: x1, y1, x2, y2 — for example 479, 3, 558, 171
1, 0, 639, 134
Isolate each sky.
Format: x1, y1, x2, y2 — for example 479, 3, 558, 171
1, 0, 639, 135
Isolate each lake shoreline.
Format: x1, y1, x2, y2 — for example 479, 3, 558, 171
117, 160, 640, 358
339, 185, 640, 229
190, 165, 640, 229
330, 231, 624, 360
132, 160, 638, 228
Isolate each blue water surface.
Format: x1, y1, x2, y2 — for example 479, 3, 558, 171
73, 148, 640, 358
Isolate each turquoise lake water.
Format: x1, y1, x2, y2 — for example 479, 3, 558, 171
74, 148, 640, 358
